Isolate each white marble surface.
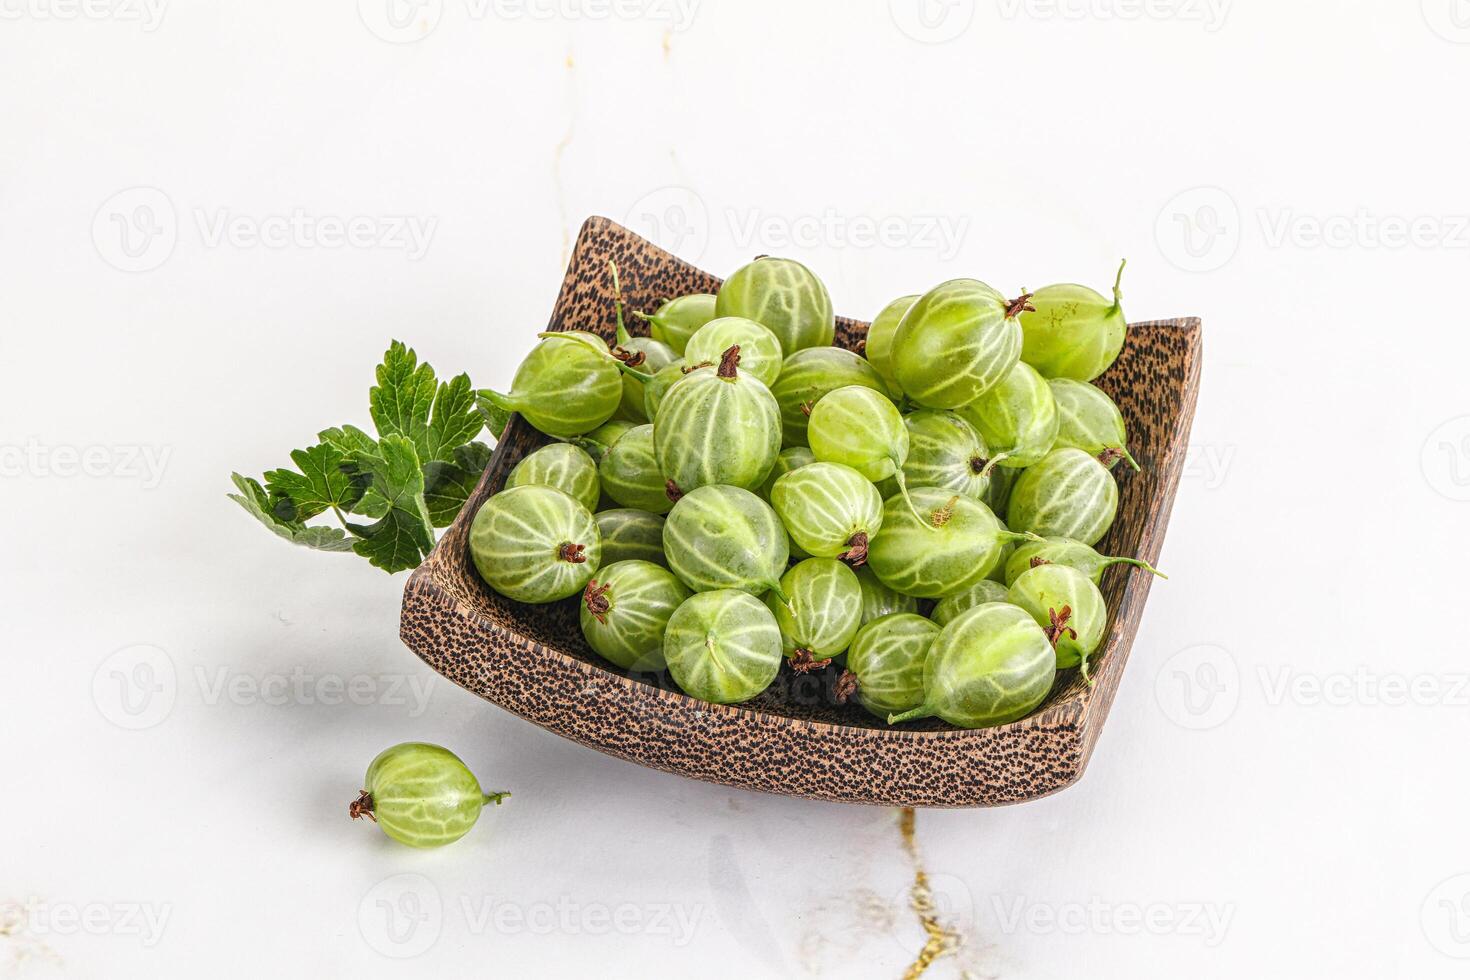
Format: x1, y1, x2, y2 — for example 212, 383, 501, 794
3, 2, 1469, 977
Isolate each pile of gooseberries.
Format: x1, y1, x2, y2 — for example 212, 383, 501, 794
469, 256, 1166, 730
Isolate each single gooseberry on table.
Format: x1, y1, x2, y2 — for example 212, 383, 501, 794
350, 742, 508, 849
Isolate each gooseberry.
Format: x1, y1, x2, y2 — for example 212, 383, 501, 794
853, 565, 919, 624
770, 461, 884, 563
573, 418, 637, 464
769, 346, 890, 447
863, 294, 920, 399
483, 332, 627, 439
866, 488, 1032, 599
654, 346, 781, 496
663, 484, 789, 598
759, 446, 816, 501
1006, 448, 1119, 546
898, 410, 995, 500
1048, 378, 1140, 471
579, 559, 691, 672
349, 742, 508, 848
503, 443, 600, 513
887, 603, 1056, 729
1019, 260, 1127, 382
663, 590, 783, 704
891, 279, 1026, 409
470, 485, 600, 603
683, 317, 784, 387
1007, 563, 1107, 681
930, 579, 1009, 627
807, 385, 925, 525
594, 508, 668, 567
1003, 535, 1163, 586
598, 424, 674, 514
715, 256, 835, 355
642, 359, 693, 420
634, 293, 718, 355
843, 613, 938, 719
763, 558, 863, 671
956, 361, 1059, 469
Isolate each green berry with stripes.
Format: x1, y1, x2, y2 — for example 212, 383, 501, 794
1006, 448, 1119, 546
483, 333, 624, 439
598, 424, 674, 514
352, 742, 508, 848
807, 386, 928, 526
867, 488, 1032, 599
469, 484, 601, 603
594, 508, 669, 568
663, 590, 784, 704
931, 579, 1010, 627
1019, 260, 1127, 382
642, 359, 693, 420
683, 316, 785, 387
988, 517, 1019, 583
503, 443, 601, 513
1049, 378, 1140, 471
653, 347, 781, 496
715, 256, 835, 355
957, 361, 1059, 469
635, 293, 718, 356
1003, 535, 1164, 587
982, 464, 1018, 517
572, 418, 637, 464
759, 446, 817, 501
578, 560, 692, 672
763, 558, 863, 662
864, 294, 920, 399
663, 485, 790, 598
769, 346, 891, 448
888, 603, 1056, 729
854, 565, 919, 624
898, 410, 995, 500
891, 279, 1025, 409
770, 461, 884, 562
844, 613, 939, 719
1007, 563, 1108, 680
613, 336, 677, 423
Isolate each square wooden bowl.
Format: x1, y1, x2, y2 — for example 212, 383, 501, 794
399, 216, 1202, 808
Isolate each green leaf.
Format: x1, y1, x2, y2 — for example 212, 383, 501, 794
423, 441, 492, 527
318, 424, 378, 457
227, 473, 355, 552
370, 341, 483, 463
475, 390, 512, 441
341, 434, 436, 572
263, 442, 366, 522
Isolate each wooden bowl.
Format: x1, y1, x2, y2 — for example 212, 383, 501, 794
399, 216, 1202, 808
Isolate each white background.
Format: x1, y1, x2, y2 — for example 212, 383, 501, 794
3, 1, 1469, 977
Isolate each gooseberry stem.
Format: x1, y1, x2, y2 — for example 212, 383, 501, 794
887, 705, 933, 725
1121, 448, 1141, 472
483, 791, 511, 806
1107, 557, 1167, 580
483, 389, 518, 413
893, 468, 935, 532
1111, 258, 1127, 311
977, 453, 1011, 480
608, 260, 633, 347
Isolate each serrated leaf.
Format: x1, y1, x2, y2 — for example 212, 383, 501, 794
318, 424, 378, 457
342, 434, 435, 572
263, 442, 366, 522
369, 341, 483, 463
422, 441, 492, 527
228, 473, 355, 552
475, 390, 512, 441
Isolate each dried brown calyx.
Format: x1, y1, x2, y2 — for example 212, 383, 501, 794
1044, 605, 1077, 648
834, 669, 859, 705
559, 542, 588, 564
612, 346, 647, 368
1030, 556, 1053, 569
717, 345, 742, 378
664, 479, 684, 503
969, 456, 990, 475
790, 649, 833, 674
349, 791, 375, 822
799, 400, 815, 417
1006, 292, 1036, 319
840, 531, 870, 567
583, 580, 611, 624
929, 496, 960, 528
1097, 447, 1127, 468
